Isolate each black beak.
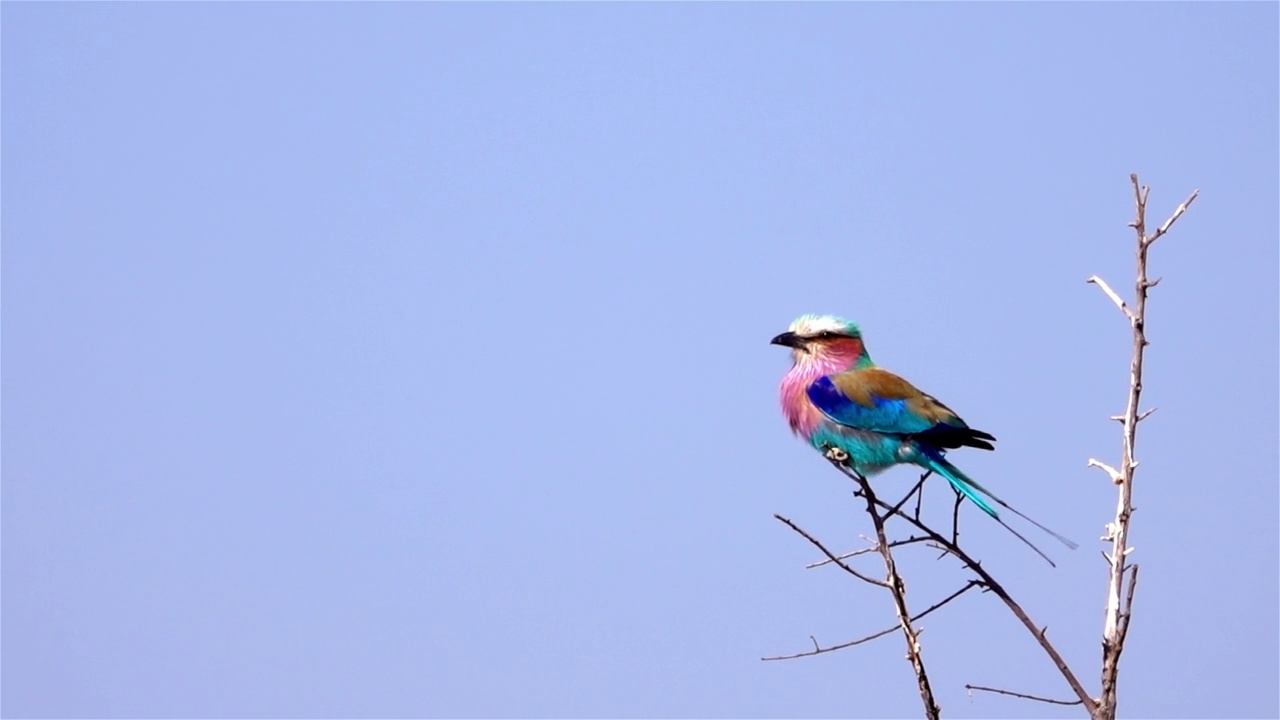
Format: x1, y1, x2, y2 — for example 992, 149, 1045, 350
770, 331, 802, 348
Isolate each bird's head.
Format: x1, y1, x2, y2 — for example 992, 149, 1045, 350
771, 314, 871, 368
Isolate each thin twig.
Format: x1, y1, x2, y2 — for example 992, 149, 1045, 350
888, 473, 930, 517
1145, 189, 1199, 247
950, 486, 963, 546
774, 514, 889, 588
965, 684, 1084, 706
805, 536, 930, 569
762, 581, 981, 661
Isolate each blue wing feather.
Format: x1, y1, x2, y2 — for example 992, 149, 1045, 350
807, 376, 934, 434
803, 370, 1071, 562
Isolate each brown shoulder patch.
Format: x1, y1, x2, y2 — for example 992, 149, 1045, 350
828, 368, 918, 407
834, 369, 961, 424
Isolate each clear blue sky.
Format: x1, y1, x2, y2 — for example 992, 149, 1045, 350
3, 3, 1276, 718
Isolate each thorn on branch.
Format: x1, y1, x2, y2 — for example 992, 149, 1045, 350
1111, 407, 1157, 423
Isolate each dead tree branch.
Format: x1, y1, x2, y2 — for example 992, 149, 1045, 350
770, 455, 945, 719
842, 456, 942, 720
1088, 174, 1197, 720
827, 461, 1099, 714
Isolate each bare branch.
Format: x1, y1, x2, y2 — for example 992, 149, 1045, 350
1086, 275, 1133, 319
965, 684, 1084, 706
828, 453, 940, 720
1095, 175, 1196, 720
1145, 189, 1200, 248
762, 581, 981, 661
1087, 458, 1122, 484
827, 461, 1099, 714
774, 514, 889, 588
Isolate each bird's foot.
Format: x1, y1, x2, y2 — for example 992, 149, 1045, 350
824, 447, 850, 463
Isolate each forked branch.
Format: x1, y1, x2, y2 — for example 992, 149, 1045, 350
843, 458, 942, 720
828, 461, 1099, 715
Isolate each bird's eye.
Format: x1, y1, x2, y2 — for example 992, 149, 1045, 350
819, 331, 834, 339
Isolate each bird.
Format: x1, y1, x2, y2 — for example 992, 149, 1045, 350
771, 313, 1077, 563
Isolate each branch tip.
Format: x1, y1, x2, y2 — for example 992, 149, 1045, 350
1086, 275, 1133, 318
774, 514, 890, 588
964, 684, 1084, 707
1087, 458, 1122, 483
1146, 189, 1200, 246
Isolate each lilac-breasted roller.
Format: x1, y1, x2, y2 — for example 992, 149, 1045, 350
772, 314, 1076, 562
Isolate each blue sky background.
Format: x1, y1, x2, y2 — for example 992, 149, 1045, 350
3, 4, 1276, 718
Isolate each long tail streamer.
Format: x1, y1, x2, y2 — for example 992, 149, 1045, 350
925, 454, 1078, 566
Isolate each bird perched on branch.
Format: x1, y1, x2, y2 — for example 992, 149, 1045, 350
771, 313, 1076, 563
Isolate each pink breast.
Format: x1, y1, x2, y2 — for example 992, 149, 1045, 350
779, 360, 836, 437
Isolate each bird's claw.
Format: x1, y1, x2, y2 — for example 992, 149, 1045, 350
824, 447, 850, 463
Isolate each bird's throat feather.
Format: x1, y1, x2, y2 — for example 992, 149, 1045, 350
779, 345, 867, 437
